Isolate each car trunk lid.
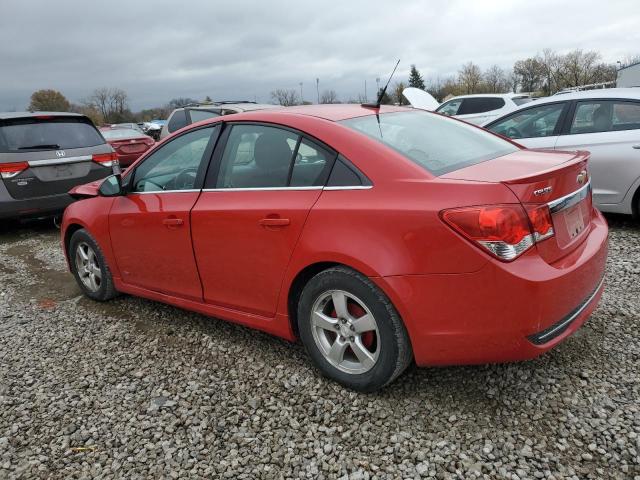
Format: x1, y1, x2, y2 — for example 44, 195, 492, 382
442, 149, 593, 263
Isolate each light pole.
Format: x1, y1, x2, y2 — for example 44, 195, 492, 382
316, 78, 320, 104
376, 77, 380, 96
299, 82, 304, 104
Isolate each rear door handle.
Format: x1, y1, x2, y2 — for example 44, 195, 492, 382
259, 218, 290, 227
162, 217, 184, 227
633, 144, 640, 149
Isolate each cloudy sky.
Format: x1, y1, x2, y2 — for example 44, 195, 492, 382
1, 0, 638, 111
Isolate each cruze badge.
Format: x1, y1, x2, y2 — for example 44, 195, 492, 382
533, 186, 553, 196
576, 170, 588, 185
56, 150, 66, 158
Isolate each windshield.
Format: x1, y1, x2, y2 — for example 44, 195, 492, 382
0, 117, 104, 152
340, 111, 518, 176
102, 128, 146, 140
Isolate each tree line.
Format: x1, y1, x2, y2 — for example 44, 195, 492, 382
25, 49, 638, 122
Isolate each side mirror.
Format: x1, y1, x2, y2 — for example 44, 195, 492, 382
98, 174, 124, 197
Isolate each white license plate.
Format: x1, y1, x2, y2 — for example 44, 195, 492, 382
564, 204, 585, 239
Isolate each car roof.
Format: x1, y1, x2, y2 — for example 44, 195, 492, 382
445, 93, 530, 101
184, 103, 276, 112
534, 87, 640, 103
0, 111, 85, 120
266, 104, 410, 121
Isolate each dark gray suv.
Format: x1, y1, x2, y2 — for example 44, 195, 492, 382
0, 112, 115, 220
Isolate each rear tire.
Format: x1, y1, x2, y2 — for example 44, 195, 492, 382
69, 229, 118, 302
297, 266, 412, 392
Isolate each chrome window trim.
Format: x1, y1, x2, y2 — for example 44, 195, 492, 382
547, 181, 591, 214
323, 185, 373, 191
202, 186, 323, 192
28, 155, 93, 167
129, 189, 201, 195
532, 275, 604, 343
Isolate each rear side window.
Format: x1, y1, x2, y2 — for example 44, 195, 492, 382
167, 109, 188, 133
341, 111, 518, 176
290, 138, 335, 187
327, 156, 370, 187
570, 100, 640, 134
189, 109, 221, 123
458, 97, 505, 115
0, 117, 104, 152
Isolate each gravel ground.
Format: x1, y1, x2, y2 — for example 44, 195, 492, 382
0, 216, 638, 480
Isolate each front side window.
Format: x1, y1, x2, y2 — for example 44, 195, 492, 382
341, 111, 518, 176
570, 100, 640, 134
458, 97, 505, 115
488, 103, 565, 139
436, 99, 462, 116
132, 126, 215, 192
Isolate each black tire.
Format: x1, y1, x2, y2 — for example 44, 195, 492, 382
69, 228, 118, 302
297, 266, 413, 392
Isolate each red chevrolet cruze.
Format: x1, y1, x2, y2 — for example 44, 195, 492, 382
61, 105, 608, 391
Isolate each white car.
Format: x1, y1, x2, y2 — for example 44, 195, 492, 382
483, 88, 640, 217
433, 93, 533, 125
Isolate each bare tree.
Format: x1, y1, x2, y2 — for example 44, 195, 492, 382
271, 89, 299, 106
483, 65, 507, 93
319, 90, 339, 104
513, 58, 544, 93
85, 87, 131, 123
458, 62, 482, 94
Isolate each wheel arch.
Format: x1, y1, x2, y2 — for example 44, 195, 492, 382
63, 222, 87, 267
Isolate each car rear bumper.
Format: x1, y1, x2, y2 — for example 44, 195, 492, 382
373, 209, 609, 366
0, 180, 73, 220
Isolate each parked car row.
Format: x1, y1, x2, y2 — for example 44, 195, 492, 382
60, 103, 607, 391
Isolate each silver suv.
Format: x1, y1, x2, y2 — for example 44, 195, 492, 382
160, 101, 277, 139
0, 112, 115, 220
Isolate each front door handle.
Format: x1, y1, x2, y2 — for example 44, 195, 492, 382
633, 144, 640, 150
259, 218, 290, 227
163, 217, 184, 227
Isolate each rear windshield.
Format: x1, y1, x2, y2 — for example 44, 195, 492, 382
0, 117, 104, 153
101, 128, 146, 140
340, 111, 518, 176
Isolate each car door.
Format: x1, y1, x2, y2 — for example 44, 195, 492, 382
109, 125, 219, 301
485, 101, 569, 150
191, 123, 336, 317
554, 99, 640, 206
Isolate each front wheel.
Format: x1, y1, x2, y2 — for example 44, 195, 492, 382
69, 229, 118, 301
297, 266, 413, 392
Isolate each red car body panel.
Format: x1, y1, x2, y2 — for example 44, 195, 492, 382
63, 105, 609, 367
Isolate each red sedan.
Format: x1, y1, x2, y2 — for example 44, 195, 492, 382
62, 105, 608, 391
100, 127, 155, 167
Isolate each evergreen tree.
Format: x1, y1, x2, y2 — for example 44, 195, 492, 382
408, 65, 426, 90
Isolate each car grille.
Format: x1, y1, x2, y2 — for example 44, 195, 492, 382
527, 275, 605, 345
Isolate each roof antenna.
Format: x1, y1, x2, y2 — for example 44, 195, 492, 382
362, 59, 400, 109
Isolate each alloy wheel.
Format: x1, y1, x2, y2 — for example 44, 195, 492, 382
75, 242, 102, 292
310, 290, 380, 374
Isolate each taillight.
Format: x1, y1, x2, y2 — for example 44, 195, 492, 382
525, 204, 554, 242
441, 203, 554, 261
0, 162, 29, 179
92, 152, 118, 168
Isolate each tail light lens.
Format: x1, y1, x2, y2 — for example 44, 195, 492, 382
0, 162, 29, 179
92, 152, 119, 168
442, 203, 555, 261
525, 204, 554, 242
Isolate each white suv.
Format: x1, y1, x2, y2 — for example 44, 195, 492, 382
160, 101, 277, 139
435, 93, 533, 125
